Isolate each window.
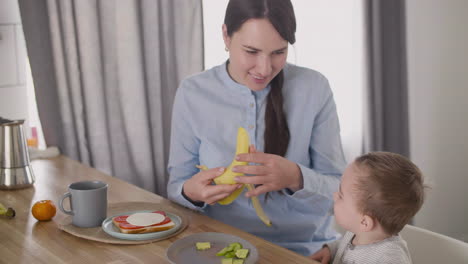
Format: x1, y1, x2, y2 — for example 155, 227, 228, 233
25, 58, 45, 149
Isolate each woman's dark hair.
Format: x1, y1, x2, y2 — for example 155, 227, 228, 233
224, 0, 296, 157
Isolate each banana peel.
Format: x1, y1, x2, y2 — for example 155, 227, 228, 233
246, 184, 272, 227
212, 127, 249, 205
0, 202, 15, 218
197, 127, 271, 226
196, 163, 245, 205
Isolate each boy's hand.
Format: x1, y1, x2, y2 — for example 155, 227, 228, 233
309, 246, 331, 264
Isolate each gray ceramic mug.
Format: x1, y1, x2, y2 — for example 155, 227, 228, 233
59, 180, 108, 228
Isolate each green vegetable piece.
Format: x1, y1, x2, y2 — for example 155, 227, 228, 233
195, 242, 211, 250
230, 242, 242, 251
4, 207, 15, 218
235, 248, 249, 259
216, 242, 238, 256
224, 251, 236, 258
0, 203, 15, 219
221, 258, 233, 264
233, 259, 244, 264
216, 245, 231, 256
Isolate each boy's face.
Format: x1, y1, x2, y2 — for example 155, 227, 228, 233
333, 162, 365, 234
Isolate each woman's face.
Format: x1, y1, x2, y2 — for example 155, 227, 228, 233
223, 18, 288, 91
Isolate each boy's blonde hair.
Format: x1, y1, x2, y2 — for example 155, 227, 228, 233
354, 152, 425, 235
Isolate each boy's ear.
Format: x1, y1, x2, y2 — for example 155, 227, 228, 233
360, 215, 375, 232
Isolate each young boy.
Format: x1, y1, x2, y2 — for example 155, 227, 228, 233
310, 152, 426, 264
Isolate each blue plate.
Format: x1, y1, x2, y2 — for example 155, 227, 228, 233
101, 210, 182, 241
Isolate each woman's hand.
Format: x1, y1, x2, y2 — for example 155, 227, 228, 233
309, 246, 331, 264
183, 167, 242, 205
233, 145, 303, 197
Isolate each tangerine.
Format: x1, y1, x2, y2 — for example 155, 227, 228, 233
31, 200, 56, 221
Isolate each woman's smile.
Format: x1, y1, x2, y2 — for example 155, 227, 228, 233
250, 72, 268, 84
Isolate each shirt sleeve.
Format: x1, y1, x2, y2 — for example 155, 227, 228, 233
166, 81, 207, 211
290, 79, 346, 200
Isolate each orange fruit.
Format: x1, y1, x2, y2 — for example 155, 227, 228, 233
31, 200, 56, 221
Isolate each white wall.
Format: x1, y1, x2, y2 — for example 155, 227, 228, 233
406, 0, 468, 242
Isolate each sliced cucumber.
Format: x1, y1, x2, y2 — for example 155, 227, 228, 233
235, 249, 249, 259
195, 242, 211, 250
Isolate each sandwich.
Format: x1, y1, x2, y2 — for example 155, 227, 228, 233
112, 210, 175, 234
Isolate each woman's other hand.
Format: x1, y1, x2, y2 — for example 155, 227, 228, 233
233, 145, 303, 197
309, 246, 331, 264
183, 167, 242, 205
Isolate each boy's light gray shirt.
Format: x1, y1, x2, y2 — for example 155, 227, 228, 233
328, 231, 412, 264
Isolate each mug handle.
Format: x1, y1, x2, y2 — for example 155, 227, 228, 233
59, 192, 74, 215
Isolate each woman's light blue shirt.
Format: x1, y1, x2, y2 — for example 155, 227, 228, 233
167, 62, 346, 256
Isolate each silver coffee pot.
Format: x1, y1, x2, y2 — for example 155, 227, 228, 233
0, 118, 35, 189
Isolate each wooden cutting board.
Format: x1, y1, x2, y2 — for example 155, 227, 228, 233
57, 201, 189, 245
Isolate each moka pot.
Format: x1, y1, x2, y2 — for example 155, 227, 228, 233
0, 119, 35, 189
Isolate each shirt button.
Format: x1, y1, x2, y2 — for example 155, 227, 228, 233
248, 125, 254, 130
249, 103, 254, 108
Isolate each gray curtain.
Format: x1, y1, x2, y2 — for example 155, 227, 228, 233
18, 0, 204, 197
363, 0, 410, 157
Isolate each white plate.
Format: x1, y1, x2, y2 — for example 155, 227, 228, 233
166, 232, 259, 264
101, 210, 182, 241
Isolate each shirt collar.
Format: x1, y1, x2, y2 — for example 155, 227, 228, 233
217, 60, 271, 98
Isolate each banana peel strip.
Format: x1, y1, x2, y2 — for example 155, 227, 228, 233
196, 165, 272, 227
245, 184, 272, 227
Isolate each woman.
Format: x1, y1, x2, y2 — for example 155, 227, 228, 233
167, 0, 346, 256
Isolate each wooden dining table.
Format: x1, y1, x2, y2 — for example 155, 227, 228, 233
0, 155, 318, 264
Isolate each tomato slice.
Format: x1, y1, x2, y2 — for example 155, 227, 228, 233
148, 216, 171, 226
113, 215, 128, 223
119, 222, 144, 229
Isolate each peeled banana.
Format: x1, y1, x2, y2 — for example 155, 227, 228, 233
197, 127, 272, 226
0, 202, 15, 218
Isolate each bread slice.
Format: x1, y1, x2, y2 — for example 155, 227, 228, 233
112, 211, 175, 234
